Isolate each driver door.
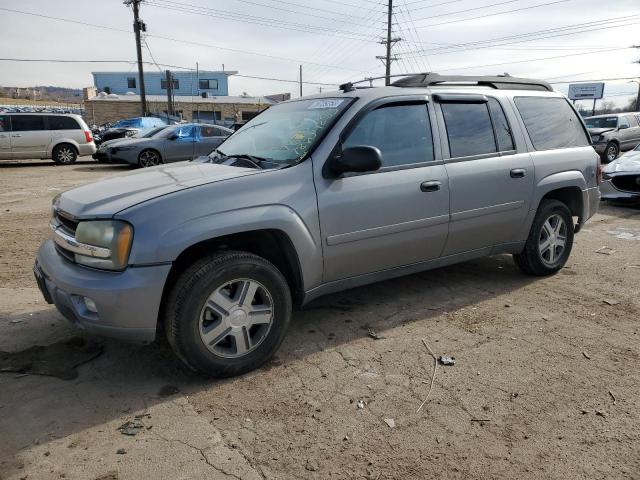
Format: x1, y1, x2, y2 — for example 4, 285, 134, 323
314, 98, 450, 282
163, 125, 196, 162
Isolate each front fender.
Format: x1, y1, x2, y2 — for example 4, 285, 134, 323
131, 204, 322, 289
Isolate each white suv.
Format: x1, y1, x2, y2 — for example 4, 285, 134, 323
0, 113, 96, 164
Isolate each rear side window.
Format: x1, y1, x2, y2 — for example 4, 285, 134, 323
0, 115, 9, 132
514, 97, 589, 150
488, 98, 515, 151
625, 115, 638, 127
441, 102, 496, 158
48, 116, 81, 130
343, 103, 434, 167
199, 125, 218, 137
11, 115, 45, 132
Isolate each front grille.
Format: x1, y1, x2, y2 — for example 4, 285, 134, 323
612, 175, 640, 193
54, 210, 79, 236
54, 243, 76, 263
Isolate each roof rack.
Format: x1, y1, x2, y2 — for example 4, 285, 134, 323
339, 72, 553, 92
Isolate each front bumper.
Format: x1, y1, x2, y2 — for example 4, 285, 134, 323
599, 177, 640, 202
35, 240, 172, 342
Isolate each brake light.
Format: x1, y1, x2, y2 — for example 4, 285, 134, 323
84, 130, 93, 143
596, 160, 602, 185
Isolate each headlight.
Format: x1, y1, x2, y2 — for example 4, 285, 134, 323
591, 135, 601, 142
124, 129, 138, 137
74, 220, 133, 270
113, 146, 138, 151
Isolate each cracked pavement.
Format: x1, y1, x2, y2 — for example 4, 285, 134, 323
1, 160, 639, 479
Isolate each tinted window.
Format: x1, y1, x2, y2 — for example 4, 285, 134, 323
0, 115, 8, 132
441, 103, 496, 158
48, 116, 80, 130
11, 115, 45, 132
176, 125, 194, 138
585, 116, 618, 129
488, 98, 515, 151
515, 97, 589, 150
127, 77, 136, 89
343, 104, 434, 167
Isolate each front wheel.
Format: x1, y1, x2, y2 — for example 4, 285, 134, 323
164, 251, 292, 377
513, 199, 574, 276
602, 142, 619, 163
138, 149, 162, 168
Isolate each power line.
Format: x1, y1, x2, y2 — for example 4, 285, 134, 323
410, 0, 523, 22
0, 7, 374, 75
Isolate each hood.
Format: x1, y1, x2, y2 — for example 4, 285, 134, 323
603, 150, 640, 174
57, 162, 258, 218
98, 137, 146, 150
587, 127, 615, 135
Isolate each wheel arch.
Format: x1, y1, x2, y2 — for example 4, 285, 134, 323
156, 228, 305, 339
138, 147, 163, 164
51, 141, 79, 156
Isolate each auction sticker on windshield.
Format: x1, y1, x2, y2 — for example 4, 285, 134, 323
308, 99, 345, 109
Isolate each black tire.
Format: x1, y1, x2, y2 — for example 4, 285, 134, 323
601, 141, 619, 163
513, 199, 574, 276
164, 251, 292, 377
138, 149, 163, 168
52, 144, 77, 164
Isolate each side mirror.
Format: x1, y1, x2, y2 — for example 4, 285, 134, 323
618, 124, 629, 130
332, 146, 382, 175
168, 133, 179, 140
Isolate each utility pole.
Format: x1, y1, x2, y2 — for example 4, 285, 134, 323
125, 0, 147, 116
634, 46, 640, 111
376, 0, 401, 86
299, 65, 303, 97
165, 70, 174, 120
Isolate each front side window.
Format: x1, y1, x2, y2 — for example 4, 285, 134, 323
199, 79, 218, 90
343, 103, 434, 167
488, 98, 515, 151
441, 102, 496, 158
175, 125, 194, 138
11, 115, 45, 132
515, 97, 590, 150
619, 117, 630, 128
48, 116, 80, 130
585, 116, 617, 129
214, 97, 353, 165
127, 77, 136, 89
0, 115, 9, 132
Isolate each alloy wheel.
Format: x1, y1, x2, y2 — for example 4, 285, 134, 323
57, 147, 75, 163
538, 213, 567, 266
139, 150, 161, 167
199, 278, 274, 358
606, 144, 618, 162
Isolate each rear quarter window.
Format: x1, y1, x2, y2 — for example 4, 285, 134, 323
514, 97, 589, 150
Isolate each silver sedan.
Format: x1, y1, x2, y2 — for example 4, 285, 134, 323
600, 143, 640, 203
92, 123, 232, 167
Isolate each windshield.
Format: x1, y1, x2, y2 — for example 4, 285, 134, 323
212, 98, 353, 164
585, 117, 618, 129
142, 126, 167, 138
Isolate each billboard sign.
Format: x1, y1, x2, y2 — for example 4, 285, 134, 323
568, 83, 604, 100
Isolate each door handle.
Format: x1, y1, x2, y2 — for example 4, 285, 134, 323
11, 134, 21, 138
420, 180, 441, 192
510, 168, 526, 178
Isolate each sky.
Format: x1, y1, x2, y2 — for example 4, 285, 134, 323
0, 0, 638, 107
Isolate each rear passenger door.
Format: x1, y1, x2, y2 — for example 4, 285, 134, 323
435, 94, 534, 256
0, 115, 11, 159
315, 98, 450, 282
196, 125, 227, 156
8, 115, 51, 158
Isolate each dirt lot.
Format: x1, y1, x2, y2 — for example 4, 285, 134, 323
1, 159, 639, 480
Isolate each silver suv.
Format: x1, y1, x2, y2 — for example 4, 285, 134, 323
0, 113, 96, 163
34, 74, 600, 377
585, 112, 640, 163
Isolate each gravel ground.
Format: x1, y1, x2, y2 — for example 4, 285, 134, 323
0, 159, 639, 480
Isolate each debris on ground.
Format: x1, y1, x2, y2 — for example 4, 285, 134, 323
609, 391, 617, 405
417, 338, 438, 413
305, 460, 319, 471
471, 419, 491, 423
116, 448, 126, 455
0, 337, 104, 380
595, 410, 608, 418
117, 419, 145, 436
582, 351, 591, 360
367, 329, 385, 340
602, 299, 620, 306
438, 355, 456, 366
357, 400, 366, 409
595, 246, 616, 255
383, 418, 395, 429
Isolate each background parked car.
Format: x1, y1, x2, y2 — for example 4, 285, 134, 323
0, 113, 95, 164
92, 123, 232, 167
585, 112, 640, 162
95, 116, 168, 145
600, 143, 640, 203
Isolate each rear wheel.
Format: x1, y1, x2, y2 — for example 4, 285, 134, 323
52, 144, 77, 164
513, 199, 574, 276
165, 251, 292, 377
138, 149, 162, 168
